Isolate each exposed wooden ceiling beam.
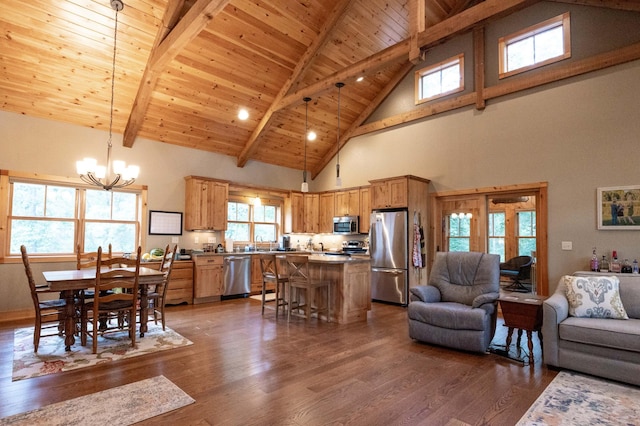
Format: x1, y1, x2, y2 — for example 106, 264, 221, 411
122, 0, 230, 148
236, 0, 354, 168
310, 61, 416, 179
276, 0, 537, 113
409, 0, 427, 64
548, 0, 640, 12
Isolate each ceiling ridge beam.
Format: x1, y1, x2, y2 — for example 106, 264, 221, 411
310, 61, 415, 179
236, 0, 354, 168
122, 0, 230, 148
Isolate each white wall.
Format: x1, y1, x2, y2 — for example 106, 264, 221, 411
0, 112, 302, 314
315, 60, 640, 291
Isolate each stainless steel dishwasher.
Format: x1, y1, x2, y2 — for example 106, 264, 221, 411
222, 255, 251, 297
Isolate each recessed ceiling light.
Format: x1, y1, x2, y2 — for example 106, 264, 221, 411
356, 76, 364, 82
307, 131, 317, 141
238, 108, 249, 120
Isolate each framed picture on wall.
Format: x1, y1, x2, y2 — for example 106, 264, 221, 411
149, 210, 183, 235
597, 186, 640, 230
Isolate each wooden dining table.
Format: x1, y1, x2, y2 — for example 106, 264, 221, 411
43, 266, 165, 351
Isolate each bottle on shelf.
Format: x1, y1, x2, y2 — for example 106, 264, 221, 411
633, 259, 639, 274
590, 247, 599, 272
621, 258, 633, 273
600, 255, 610, 273
610, 251, 621, 273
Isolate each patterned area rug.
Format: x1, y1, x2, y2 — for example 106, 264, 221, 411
12, 324, 192, 381
517, 371, 640, 425
0, 375, 194, 425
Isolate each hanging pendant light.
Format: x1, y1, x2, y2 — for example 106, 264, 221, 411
335, 82, 345, 188
76, 0, 139, 191
301, 97, 312, 193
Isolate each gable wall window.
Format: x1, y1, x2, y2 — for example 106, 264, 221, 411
415, 54, 465, 104
2, 172, 145, 259
498, 12, 571, 79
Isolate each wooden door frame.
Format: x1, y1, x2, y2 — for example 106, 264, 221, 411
430, 182, 549, 296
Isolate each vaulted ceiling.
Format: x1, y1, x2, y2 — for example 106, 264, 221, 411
2, 0, 633, 179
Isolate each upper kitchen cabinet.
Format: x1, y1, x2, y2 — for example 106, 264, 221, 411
370, 177, 408, 209
303, 193, 320, 234
285, 192, 319, 234
370, 176, 430, 211
359, 186, 371, 233
184, 176, 229, 231
284, 191, 304, 233
335, 189, 360, 216
319, 192, 335, 233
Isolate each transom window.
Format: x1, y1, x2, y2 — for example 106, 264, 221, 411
415, 54, 464, 104
225, 199, 278, 243
499, 12, 571, 79
7, 178, 143, 256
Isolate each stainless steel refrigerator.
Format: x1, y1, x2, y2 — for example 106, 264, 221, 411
370, 209, 409, 305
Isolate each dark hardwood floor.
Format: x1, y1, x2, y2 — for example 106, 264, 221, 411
0, 299, 556, 425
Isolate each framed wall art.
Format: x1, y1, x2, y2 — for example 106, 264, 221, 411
597, 186, 640, 230
149, 210, 183, 235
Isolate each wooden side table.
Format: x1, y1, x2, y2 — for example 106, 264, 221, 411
498, 292, 546, 361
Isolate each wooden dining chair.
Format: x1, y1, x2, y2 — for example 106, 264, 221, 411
285, 254, 331, 322
81, 246, 141, 354
147, 244, 177, 330
20, 245, 66, 352
259, 254, 288, 317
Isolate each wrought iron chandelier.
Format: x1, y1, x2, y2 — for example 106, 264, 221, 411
76, 0, 139, 191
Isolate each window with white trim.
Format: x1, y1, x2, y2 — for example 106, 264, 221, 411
415, 54, 464, 104
7, 178, 143, 255
225, 199, 279, 244
499, 12, 571, 79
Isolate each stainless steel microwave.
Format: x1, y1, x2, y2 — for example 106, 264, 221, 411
333, 215, 359, 235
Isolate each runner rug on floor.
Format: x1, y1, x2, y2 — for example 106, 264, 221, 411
13, 324, 193, 381
517, 371, 640, 425
0, 375, 194, 425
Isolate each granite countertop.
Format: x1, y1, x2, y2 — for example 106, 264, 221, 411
191, 251, 369, 263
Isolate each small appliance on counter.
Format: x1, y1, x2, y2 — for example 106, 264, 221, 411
179, 248, 192, 260
277, 235, 296, 251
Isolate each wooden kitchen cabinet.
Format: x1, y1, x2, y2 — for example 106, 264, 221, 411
335, 189, 359, 216
142, 260, 194, 304
166, 261, 194, 304
319, 192, 335, 233
194, 255, 224, 303
359, 186, 371, 233
303, 193, 319, 234
184, 176, 229, 231
284, 191, 304, 233
370, 177, 408, 209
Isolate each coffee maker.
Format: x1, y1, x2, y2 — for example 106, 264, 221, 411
280, 235, 291, 250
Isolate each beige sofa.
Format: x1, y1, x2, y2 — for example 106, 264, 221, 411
542, 272, 640, 386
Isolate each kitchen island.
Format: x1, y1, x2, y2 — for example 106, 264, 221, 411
192, 252, 371, 323
293, 254, 371, 324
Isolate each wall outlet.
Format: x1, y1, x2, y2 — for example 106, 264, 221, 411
194, 236, 199, 244
561, 241, 572, 250
208, 237, 217, 244
171, 237, 179, 243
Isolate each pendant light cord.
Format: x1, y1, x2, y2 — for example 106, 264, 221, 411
108, 4, 119, 149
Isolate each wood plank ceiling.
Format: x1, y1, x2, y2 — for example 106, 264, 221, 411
6, 0, 626, 179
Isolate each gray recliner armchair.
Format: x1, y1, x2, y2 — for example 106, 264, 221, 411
408, 251, 501, 353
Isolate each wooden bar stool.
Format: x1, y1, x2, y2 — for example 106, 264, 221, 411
259, 254, 288, 317
285, 255, 330, 322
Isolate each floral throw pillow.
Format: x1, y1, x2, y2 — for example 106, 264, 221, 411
563, 275, 629, 319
